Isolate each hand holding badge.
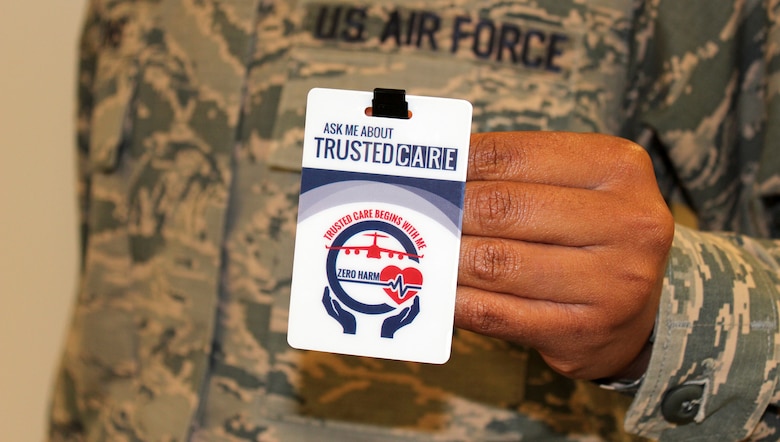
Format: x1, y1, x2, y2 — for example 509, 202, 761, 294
288, 88, 472, 364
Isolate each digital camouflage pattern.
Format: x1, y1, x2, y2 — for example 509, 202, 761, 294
49, 0, 780, 440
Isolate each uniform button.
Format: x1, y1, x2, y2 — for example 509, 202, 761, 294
661, 384, 704, 425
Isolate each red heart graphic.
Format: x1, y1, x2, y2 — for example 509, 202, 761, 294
380, 266, 423, 305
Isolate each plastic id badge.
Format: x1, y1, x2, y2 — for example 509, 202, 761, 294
288, 88, 472, 364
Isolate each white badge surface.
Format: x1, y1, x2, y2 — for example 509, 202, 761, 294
288, 88, 472, 364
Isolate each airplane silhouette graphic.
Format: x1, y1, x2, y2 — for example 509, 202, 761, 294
326, 232, 423, 260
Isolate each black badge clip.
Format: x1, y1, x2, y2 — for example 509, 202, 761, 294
371, 88, 410, 119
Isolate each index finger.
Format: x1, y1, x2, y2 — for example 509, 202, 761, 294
468, 131, 654, 190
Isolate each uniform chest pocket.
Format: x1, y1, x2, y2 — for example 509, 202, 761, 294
263, 0, 596, 173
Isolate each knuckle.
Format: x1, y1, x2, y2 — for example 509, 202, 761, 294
460, 296, 510, 335
650, 204, 676, 249
628, 200, 675, 256
604, 138, 654, 183
470, 134, 519, 178
463, 239, 519, 284
624, 264, 658, 293
468, 183, 524, 233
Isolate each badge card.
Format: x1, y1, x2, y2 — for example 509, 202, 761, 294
288, 88, 472, 364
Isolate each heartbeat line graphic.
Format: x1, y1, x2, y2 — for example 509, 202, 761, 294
385, 274, 422, 300
337, 274, 422, 294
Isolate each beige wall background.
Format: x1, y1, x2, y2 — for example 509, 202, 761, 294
1, 1, 87, 440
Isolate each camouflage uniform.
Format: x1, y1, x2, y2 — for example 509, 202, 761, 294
49, 0, 780, 440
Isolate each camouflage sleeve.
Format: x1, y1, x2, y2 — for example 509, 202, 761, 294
48, 1, 100, 440
623, 224, 780, 440
620, 2, 780, 438
624, 0, 778, 235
